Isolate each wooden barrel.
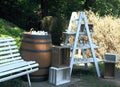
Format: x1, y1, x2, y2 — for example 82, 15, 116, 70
20, 32, 52, 82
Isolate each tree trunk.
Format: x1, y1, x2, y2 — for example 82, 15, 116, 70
40, 0, 48, 18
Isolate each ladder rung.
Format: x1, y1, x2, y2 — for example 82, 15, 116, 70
63, 32, 76, 35
74, 58, 102, 64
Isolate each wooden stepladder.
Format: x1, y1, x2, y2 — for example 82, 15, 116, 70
63, 12, 101, 77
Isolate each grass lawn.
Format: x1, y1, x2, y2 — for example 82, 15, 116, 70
72, 63, 120, 87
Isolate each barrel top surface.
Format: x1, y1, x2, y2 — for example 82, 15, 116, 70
23, 33, 51, 40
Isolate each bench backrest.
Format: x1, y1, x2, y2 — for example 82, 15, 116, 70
0, 37, 22, 66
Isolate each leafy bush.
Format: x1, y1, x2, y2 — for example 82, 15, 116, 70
86, 11, 120, 59
41, 16, 67, 45
0, 18, 24, 47
0, 78, 25, 87
0, 0, 40, 30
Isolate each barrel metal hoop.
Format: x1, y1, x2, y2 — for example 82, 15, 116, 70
20, 48, 51, 52
23, 34, 51, 40
22, 40, 52, 44
30, 74, 48, 77
38, 66, 50, 69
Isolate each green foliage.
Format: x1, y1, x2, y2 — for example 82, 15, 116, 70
1, 0, 120, 31
48, 0, 85, 19
47, 0, 120, 19
0, 78, 24, 87
0, 18, 24, 47
84, 0, 120, 16
41, 16, 67, 45
0, 0, 40, 30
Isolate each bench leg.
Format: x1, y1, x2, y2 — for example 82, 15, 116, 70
27, 74, 31, 87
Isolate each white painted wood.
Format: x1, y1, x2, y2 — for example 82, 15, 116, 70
0, 37, 39, 87
104, 53, 118, 63
0, 53, 20, 59
69, 12, 83, 74
68, 43, 99, 49
82, 12, 101, 77
49, 67, 71, 86
0, 49, 18, 55
63, 12, 101, 77
0, 57, 21, 63
0, 37, 14, 41
0, 59, 24, 67
64, 12, 78, 45
0, 61, 37, 73
0, 63, 38, 76
67, 12, 78, 33
27, 73, 32, 87
0, 46, 17, 51
0, 42, 16, 46
74, 58, 102, 64
0, 68, 38, 82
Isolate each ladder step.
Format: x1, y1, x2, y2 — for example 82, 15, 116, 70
72, 18, 79, 21
66, 44, 99, 49
61, 43, 99, 49
63, 32, 94, 35
76, 44, 99, 49
63, 32, 76, 35
74, 58, 102, 64
79, 32, 94, 35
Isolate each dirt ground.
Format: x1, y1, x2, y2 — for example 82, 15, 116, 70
21, 61, 120, 87
100, 69, 120, 87
22, 68, 120, 87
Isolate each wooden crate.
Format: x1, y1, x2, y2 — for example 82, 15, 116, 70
103, 53, 118, 79
104, 63, 115, 79
51, 46, 70, 67
104, 53, 118, 63
49, 67, 71, 85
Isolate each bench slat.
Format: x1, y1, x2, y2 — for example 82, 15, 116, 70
0, 59, 24, 67
0, 61, 37, 73
0, 49, 19, 55
0, 38, 14, 42
0, 57, 21, 63
0, 68, 38, 82
0, 46, 17, 51
0, 53, 20, 59
0, 42, 16, 46
0, 63, 39, 76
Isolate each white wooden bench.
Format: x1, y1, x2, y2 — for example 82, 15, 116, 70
0, 37, 39, 87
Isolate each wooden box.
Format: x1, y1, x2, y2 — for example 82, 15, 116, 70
104, 63, 115, 79
51, 46, 70, 67
49, 67, 71, 85
103, 53, 118, 78
104, 53, 118, 63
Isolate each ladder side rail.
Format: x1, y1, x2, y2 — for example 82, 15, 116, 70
67, 12, 78, 32
83, 12, 101, 77
64, 12, 78, 45
69, 12, 83, 74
